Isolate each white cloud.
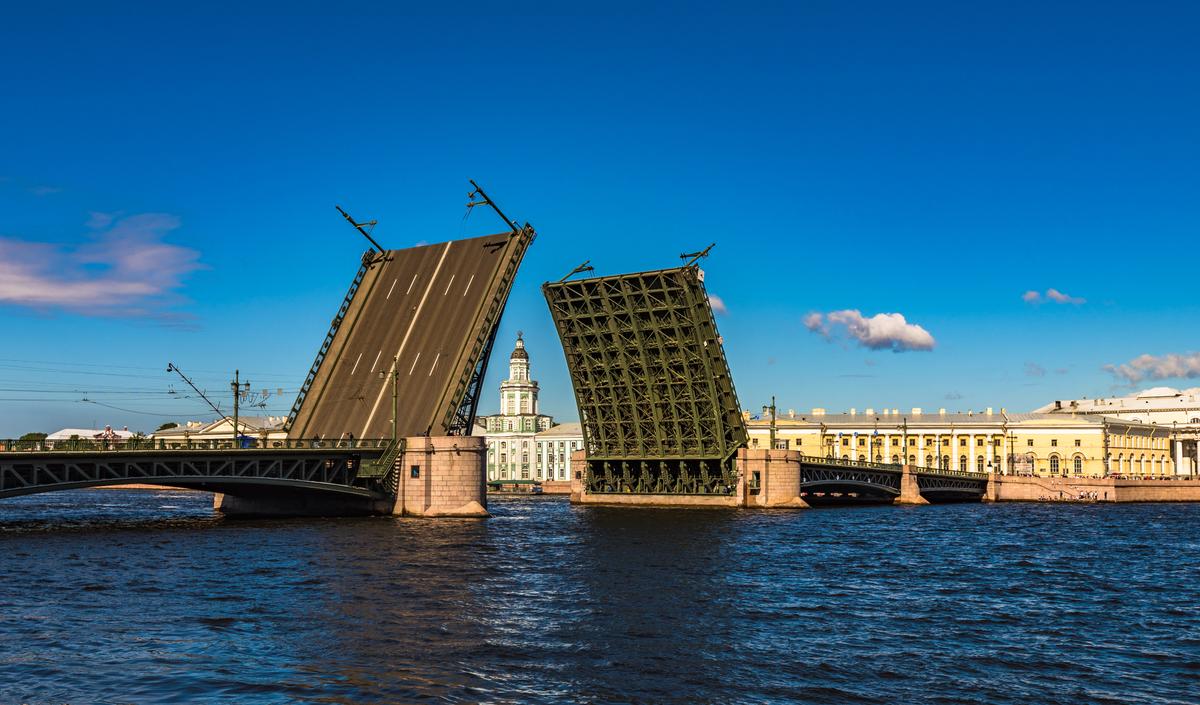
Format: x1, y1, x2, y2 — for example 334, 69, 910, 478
1045, 288, 1085, 304
0, 213, 200, 318
1024, 361, 1046, 378
1104, 352, 1200, 385
804, 309, 935, 352
708, 294, 728, 316
1023, 288, 1085, 305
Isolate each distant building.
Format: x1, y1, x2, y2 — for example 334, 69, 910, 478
477, 334, 582, 482
152, 416, 287, 447
1035, 387, 1200, 475
45, 425, 137, 448
744, 406, 1179, 477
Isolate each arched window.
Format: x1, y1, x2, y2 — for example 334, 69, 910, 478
959, 455, 968, 472
891, 454, 899, 464
1073, 456, 1083, 474
977, 455, 985, 472
925, 454, 933, 467
942, 455, 950, 470
1049, 455, 1060, 474
858, 454, 866, 462
908, 454, 916, 465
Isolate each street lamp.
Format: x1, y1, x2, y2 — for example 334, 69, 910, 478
379, 357, 399, 442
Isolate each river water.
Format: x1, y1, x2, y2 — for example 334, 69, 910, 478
1, 491, 1198, 704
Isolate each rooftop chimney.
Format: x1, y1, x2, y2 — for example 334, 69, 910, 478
986, 407, 993, 415
938, 408, 946, 415
912, 407, 922, 415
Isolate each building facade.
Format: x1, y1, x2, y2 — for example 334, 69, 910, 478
1035, 387, 1200, 475
745, 406, 1179, 478
477, 334, 583, 482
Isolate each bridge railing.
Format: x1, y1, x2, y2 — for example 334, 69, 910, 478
0, 437, 394, 454
798, 455, 903, 472
799, 454, 988, 480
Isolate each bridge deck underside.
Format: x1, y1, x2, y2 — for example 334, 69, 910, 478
0, 450, 389, 500
288, 230, 529, 441
544, 266, 746, 495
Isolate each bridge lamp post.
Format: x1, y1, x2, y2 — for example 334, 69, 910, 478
379, 357, 399, 443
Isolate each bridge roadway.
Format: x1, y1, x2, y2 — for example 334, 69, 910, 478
796, 454, 990, 501
288, 230, 530, 441
0, 439, 395, 501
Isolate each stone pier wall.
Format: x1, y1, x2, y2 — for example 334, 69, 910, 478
738, 448, 807, 508
394, 436, 489, 517
988, 474, 1200, 502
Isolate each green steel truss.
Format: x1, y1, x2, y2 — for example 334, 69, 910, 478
543, 265, 747, 495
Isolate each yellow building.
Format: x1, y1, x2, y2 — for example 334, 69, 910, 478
744, 407, 1175, 478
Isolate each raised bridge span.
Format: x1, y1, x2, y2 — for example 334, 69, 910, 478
1, 207, 535, 511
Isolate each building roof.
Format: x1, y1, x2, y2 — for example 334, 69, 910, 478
536, 422, 582, 438
47, 427, 137, 440
748, 411, 1139, 428
152, 415, 286, 437
510, 333, 528, 361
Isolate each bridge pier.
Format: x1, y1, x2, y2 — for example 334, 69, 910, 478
740, 448, 808, 508
393, 436, 489, 517
214, 491, 391, 517
896, 465, 930, 505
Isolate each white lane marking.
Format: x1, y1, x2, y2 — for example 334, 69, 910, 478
443, 274, 455, 295
369, 349, 382, 374
386, 278, 398, 300
428, 352, 441, 377
360, 242, 453, 437
462, 273, 475, 297
405, 274, 418, 295
408, 352, 421, 375
349, 351, 363, 376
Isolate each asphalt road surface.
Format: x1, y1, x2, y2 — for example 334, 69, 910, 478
289, 230, 526, 441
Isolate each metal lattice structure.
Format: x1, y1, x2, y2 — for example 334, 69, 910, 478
0, 445, 396, 500
544, 265, 746, 495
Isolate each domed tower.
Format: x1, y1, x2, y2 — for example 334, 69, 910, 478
501, 332, 538, 416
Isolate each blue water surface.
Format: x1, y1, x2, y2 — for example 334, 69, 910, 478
1, 491, 1198, 704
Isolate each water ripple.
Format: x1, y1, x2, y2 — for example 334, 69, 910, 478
1, 491, 1198, 704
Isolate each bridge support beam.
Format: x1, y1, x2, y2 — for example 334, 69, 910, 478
896, 465, 930, 505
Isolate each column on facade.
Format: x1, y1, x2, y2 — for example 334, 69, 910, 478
917, 435, 925, 467
968, 434, 976, 472
882, 434, 890, 463
851, 431, 857, 460
1175, 440, 1183, 475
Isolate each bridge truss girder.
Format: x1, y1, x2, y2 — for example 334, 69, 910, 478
0, 450, 389, 500
544, 266, 746, 495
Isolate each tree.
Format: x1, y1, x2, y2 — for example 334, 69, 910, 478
19, 432, 47, 441
156, 422, 179, 432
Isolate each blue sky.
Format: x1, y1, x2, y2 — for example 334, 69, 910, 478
1, 2, 1198, 436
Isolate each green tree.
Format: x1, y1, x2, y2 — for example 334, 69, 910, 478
156, 422, 179, 432
19, 432, 48, 441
